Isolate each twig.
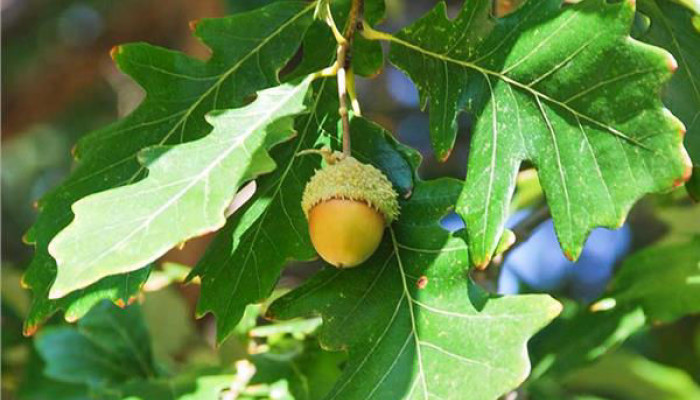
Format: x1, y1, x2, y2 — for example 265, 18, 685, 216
334, 0, 363, 156
337, 44, 352, 156
509, 205, 551, 249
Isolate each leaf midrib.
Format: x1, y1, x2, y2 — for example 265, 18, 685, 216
387, 32, 653, 150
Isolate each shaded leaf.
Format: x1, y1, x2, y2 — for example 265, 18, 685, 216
35, 301, 156, 387
636, 0, 700, 198
529, 302, 647, 380
22, 0, 314, 332
529, 237, 700, 384
562, 351, 700, 400
604, 237, 700, 322
141, 287, 196, 362
251, 338, 345, 400
386, 0, 689, 266
48, 78, 313, 298
269, 153, 561, 399
113, 370, 236, 400
17, 351, 92, 400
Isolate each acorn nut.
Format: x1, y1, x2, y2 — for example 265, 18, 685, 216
302, 154, 399, 268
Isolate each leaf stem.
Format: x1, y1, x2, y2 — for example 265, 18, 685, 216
359, 23, 394, 42
347, 67, 362, 116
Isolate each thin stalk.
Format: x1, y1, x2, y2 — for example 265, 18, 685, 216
334, 0, 363, 156
347, 68, 362, 116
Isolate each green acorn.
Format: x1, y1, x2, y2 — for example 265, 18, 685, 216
302, 153, 399, 268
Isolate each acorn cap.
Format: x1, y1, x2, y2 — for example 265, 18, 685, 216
302, 155, 400, 224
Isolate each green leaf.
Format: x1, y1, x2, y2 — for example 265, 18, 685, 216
604, 237, 700, 322
35, 301, 157, 387
22, 1, 314, 332
636, 0, 700, 198
17, 351, 93, 400
113, 370, 237, 400
47, 77, 314, 299
141, 287, 196, 362
529, 302, 647, 380
269, 174, 561, 399
530, 237, 700, 382
251, 338, 345, 400
191, 84, 415, 342
385, 0, 689, 266
562, 351, 700, 400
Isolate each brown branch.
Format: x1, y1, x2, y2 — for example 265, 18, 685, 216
336, 0, 363, 156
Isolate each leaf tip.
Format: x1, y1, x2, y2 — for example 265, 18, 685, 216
65, 313, 80, 323
189, 19, 200, 32
549, 299, 564, 319
473, 256, 491, 270
19, 273, 30, 289
21, 231, 33, 245
666, 53, 678, 73
109, 45, 122, 62
23, 323, 39, 337
563, 248, 578, 262
590, 298, 617, 312
48, 287, 65, 300
673, 148, 694, 188
437, 147, 453, 163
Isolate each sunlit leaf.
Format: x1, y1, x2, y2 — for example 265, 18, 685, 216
386, 0, 689, 266
48, 78, 313, 298
22, 1, 314, 332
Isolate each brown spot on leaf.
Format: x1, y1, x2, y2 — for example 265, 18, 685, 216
673, 151, 694, 187
563, 249, 576, 262
667, 54, 678, 73
416, 276, 428, 289
189, 19, 200, 32
438, 147, 453, 163
23, 324, 39, 337
109, 46, 121, 61
474, 257, 490, 270
126, 295, 139, 306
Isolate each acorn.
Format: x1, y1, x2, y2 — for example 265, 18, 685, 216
302, 152, 399, 268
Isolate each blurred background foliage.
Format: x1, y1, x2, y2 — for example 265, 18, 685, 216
2, 0, 699, 399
